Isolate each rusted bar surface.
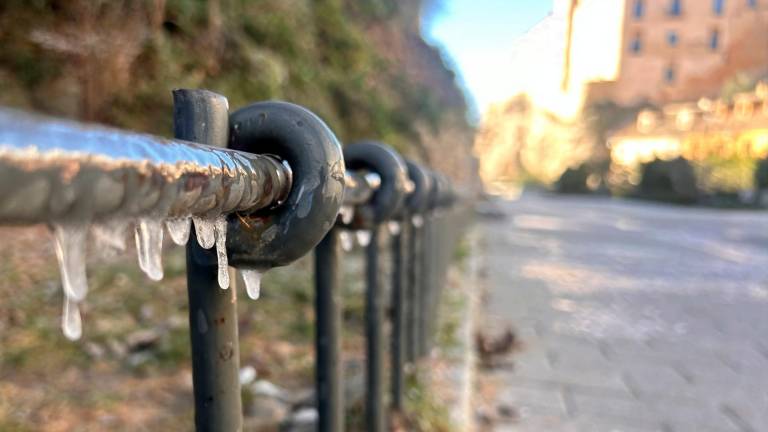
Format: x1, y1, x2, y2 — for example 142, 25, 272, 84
0, 106, 292, 224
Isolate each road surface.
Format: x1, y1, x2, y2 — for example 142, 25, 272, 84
479, 192, 768, 432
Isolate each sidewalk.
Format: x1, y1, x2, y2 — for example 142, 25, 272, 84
476, 194, 768, 432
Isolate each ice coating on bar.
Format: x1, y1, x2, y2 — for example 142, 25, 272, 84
339, 206, 354, 224
214, 216, 229, 289
91, 220, 129, 256
339, 231, 354, 252
412, 215, 424, 228
135, 218, 164, 281
62, 296, 82, 340
242, 269, 262, 299
53, 223, 88, 302
166, 217, 191, 245
387, 221, 401, 235
193, 217, 216, 249
356, 230, 371, 247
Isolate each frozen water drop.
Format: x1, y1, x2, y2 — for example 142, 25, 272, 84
166, 217, 192, 245
62, 296, 82, 341
338, 206, 354, 224
214, 216, 229, 289
53, 223, 88, 302
193, 217, 216, 249
387, 221, 401, 235
339, 231, 354, 252
412, 215, 424, 228
356, 230, 371, 247
135, 218, 164, 281
242, 269, 263, 300
91, 220, 129, 257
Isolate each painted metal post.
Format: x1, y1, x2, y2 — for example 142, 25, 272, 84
175, 89, 243, 432
390, 221, 407, 410
365, 225, 386, 432
314, 228, 344, 432
405, 218, 420, 363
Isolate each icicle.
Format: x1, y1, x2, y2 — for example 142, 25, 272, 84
412, 215, 424, 228
53, 223, 88, 302
166, 217, 192, 245
242, 269, 263, 300
338, 205, 354, 224
91, 220, 129, 257
214, 216, 229, 289
356, 230, 372, 247
387, 221, 401, 235
192, 217, 216, 249
339, 231, 354, 252
62, 296, 82, 341
135, 218, 164, 281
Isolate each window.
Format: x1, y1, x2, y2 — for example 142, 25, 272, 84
713, 0, 725, 15
710, 28, 720, 50
631, 32, 643, 53
669, 0, 683, 16
667, 30, 679, 46
633, 0, 645, 18
665, 65, 676, 84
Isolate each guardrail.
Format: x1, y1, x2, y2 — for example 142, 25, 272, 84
0, 89, 464, 431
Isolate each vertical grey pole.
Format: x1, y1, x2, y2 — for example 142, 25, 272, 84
390, 223, 406, 410
406, 219, 420, 363
315, 228, 344, 432
417, 215, 431, 358
174, 89, 243, 432
365, 225, 385, 432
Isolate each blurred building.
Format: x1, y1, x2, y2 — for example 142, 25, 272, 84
608, 81, 768, 192
477, 0, 768, 188
567, 0, 768, 107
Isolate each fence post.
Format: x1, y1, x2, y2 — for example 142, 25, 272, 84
405, 218, 420, 364
365, 224, 386, 432
344, 141, 408, 432
175, 89, 244, 432
314, 228, 344, 432
390, 221, 407, 411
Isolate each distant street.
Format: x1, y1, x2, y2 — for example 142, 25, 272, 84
479, 192, 768, 432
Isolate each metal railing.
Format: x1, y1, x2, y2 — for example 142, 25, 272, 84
0, 88, 464, 431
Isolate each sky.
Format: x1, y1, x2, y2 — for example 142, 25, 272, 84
424, 0, 554, 118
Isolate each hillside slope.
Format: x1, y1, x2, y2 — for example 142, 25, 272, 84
0, 0, 476, 184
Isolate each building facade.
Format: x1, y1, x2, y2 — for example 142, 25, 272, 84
568, 0, 768, 107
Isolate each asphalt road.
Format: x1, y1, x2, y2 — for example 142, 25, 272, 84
479, 192, 768, 432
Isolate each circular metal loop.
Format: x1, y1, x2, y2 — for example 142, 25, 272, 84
405, 160, 432, 215
426, 170, 454, 210
434, 172, 455, 208
226, 101, 345, 270
343, 141, 409, 226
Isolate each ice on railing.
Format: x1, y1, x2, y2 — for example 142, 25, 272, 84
135, 218, 164, 281
53, 224, 88, 302
356, 230, 371, 247
338, 206, 354, 225
387, 221, 401, 235
166, 217, 191, 246
50, 212, 266, 340
53, 223, 88, 341
62, 296, 82, 340
339, 230, 354, 252
241, 269, 263, 300
192, 217, 216, 249
214, 216, 229, 289
412, 215, 424, 228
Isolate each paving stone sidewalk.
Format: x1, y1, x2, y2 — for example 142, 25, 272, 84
479, 193, 768, 432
